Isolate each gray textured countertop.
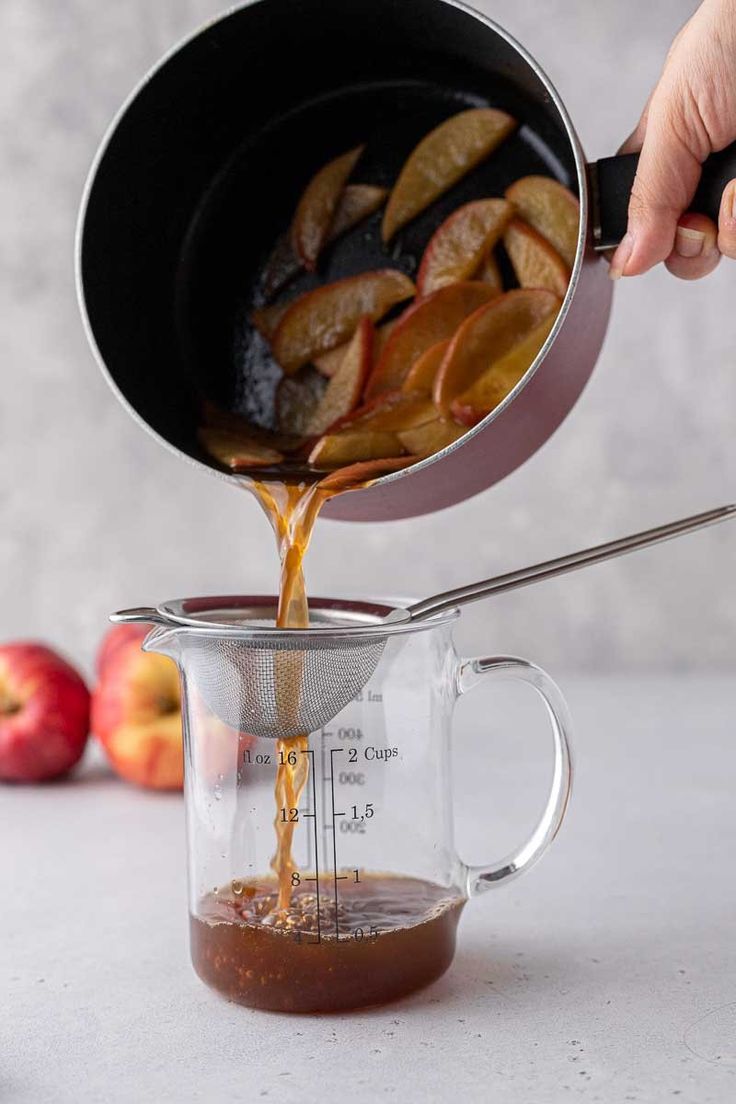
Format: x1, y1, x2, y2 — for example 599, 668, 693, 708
3, 676, 736, 1104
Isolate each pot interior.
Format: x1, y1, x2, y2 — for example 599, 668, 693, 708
80, 0, 579, 467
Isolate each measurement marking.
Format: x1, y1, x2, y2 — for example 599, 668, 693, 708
334, 812, 346, 817
302, 749, 321, 945
301, 812, 316, 819
329, 747, 345, 941
336, 876, 348, 881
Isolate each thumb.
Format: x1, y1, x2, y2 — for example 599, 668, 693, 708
610, 98, 703, 278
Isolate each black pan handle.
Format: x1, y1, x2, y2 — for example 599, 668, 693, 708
590, 142, 736, 251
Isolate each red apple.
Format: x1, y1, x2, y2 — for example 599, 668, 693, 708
96, 624, 145, 677
0, 643, 90, 783
92, 625, 183, 791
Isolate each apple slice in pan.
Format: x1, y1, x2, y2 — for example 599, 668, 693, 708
365, 281, 497, 398
503, 218, 570, 298
331, 390, 437, 434
416, 199, 513, 295
478, 250, 503, 292
450, 312, 558, 427
301, 318, 373, 436
263, 185, 389, 299
504, 176, 580, 268
312, 342, 346, 379
291, 145, 364, 271
382, 108, 516, 242
251, 300, 291, 341
329, 184, 388, 239
398, 417, 465, 458
318, 455, 414, 490
271, 269, 415, 374
309, 429, 405, 468
198, 427, 284, 470
401, 339, 450, 395
313, 317, 398, 378
309, 389, 436, 467
434, 288, 561, 415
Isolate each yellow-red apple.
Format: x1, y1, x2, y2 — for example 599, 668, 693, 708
92, 625, 183, 791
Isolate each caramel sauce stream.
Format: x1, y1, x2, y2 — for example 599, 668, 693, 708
251, 479, 331, 912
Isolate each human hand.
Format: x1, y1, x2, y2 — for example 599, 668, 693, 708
610, 0, 736, 280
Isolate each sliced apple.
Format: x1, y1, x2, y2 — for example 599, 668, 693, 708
198, 427, 284, 470
331, 390, 436, 434
398, 418, 465, 458
263, 185, 389, 299
313, 317, 398, 378
382, 108, 516, 242
312, 339, 347, 379
301, 318, 373, 435
201, 401, 302, 452
271, 270, 415, 375
291, 146, 364, 271
434, 288, 561, 415
416, 198, 513, 295
504, 176, 580, 268
478, 250, 503, 292
318, 455, 414, 490
308, 430, 404, 468
503, 218, 570, 298
449, 312, 558, 427
251, 300, 291, 340
329, 184, 388, 239
365, 281, 497, 398
401, 339, 450, 395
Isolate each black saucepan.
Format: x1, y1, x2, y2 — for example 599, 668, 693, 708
77, 0, 735, 520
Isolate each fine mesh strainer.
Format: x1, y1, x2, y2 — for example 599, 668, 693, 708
112, 505, 734, 739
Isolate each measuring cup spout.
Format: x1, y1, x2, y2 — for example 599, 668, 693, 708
139, 625, 182, 663
110, 606, 183, 663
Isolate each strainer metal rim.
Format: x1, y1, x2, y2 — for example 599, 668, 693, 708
152, 595, 459, 641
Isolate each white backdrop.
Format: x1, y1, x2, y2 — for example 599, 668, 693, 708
1, 0, 734, 675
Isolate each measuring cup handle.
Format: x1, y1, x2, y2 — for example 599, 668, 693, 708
455, 655, 573, 897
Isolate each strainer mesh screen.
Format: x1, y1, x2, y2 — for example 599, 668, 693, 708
184, 633, 387, 740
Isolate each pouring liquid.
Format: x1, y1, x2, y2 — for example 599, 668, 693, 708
191, 468, 465, 1010
253, 478, 326, 912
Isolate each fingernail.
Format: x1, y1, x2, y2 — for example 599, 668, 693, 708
731, 185, 736, 221
609, 231, 635, 280
675, 225, 706, 258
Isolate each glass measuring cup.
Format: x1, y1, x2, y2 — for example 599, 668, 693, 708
136, 596, 572, 1012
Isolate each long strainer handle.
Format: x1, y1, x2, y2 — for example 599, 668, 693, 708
407, 504, 736, 622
